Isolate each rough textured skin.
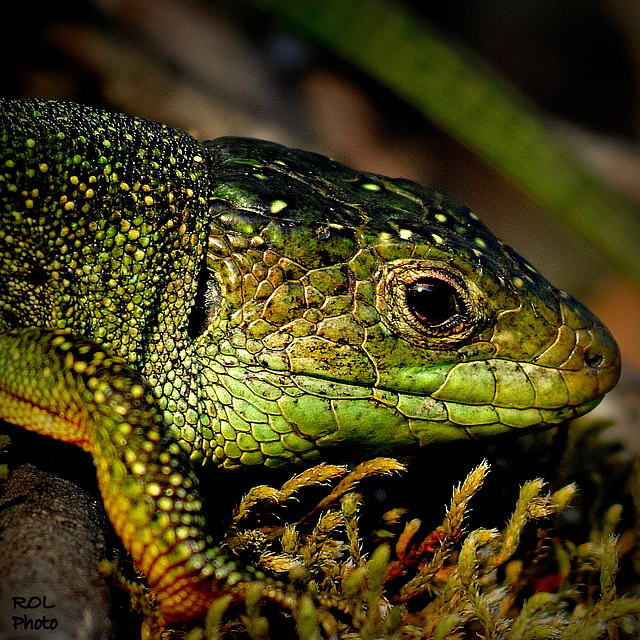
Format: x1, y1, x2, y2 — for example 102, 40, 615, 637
0, 99, 621, 623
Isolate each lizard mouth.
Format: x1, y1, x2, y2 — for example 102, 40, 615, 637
423, 325, 620, 420
397, 301, 621, 434
286, 318, 620, 449
287, 352, 618, 451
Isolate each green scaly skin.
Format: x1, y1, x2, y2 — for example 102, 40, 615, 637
0, 99, 620, 623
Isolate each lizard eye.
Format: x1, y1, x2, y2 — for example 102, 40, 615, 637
405, 276, 467, 332
378, 263, 484, 347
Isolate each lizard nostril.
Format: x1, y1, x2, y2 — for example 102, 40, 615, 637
585, 349, 604, 369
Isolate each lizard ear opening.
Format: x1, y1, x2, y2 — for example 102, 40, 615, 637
186, 259, 221, 340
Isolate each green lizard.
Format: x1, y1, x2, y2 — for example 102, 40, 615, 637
0, 98, 620, 624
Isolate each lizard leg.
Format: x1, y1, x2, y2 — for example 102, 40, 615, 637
0, 328, 244, 623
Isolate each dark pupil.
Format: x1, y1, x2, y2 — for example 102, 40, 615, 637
406, 278, 460, 326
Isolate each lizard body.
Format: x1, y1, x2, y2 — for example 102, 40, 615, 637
0, 99, 620, 623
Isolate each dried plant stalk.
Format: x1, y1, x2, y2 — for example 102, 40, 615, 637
397, 460, 490, 601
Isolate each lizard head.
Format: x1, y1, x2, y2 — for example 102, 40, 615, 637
192, 137, 620, 466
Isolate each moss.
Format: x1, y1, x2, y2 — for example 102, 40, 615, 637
131, 420, 640, 639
